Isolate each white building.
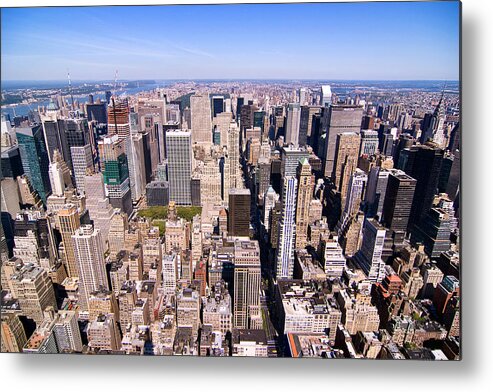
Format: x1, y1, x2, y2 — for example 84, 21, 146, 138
276, 176, 297, 279
72, 225, 109, 310
285, 103, 301, 147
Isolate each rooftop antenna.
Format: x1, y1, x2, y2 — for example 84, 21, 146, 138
67, 70, 75, 110
114, 69, 119, 92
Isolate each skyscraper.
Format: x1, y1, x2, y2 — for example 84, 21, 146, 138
263, 185, 279, 235
276, 176, 297, 279
401, 143, 444, 232
72, 225, 109, 311
365, 167, 391, 219
228, 188, 251, 237
86, 101, 107, 124
280, 146, 310, 179
359, 130, 379, 156
321, 85, 332, 107
285, 103, 301, 147
16, 124, 51, 203
354, 218, 386, 283
58, 205, 81, 278
233, 240, 261, 329
227, 121, 241, 193
107, 97, 130, 141
190, 93, 212, 144
212, 95, 225, 117
70, 144, 94, 194
333, 132, 361, 201
166, 130, 192, 205
98, 135, 132, 215
322, 104, 363, 177
299, 106, 321, 147
381, 171, 417, 245
295, 158, 314, 249
343, 168, 367, 219
10, 264, 57, 324
53, 310, 83, 352
126, 132, 147, 201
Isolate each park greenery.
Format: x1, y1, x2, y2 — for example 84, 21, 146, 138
137, 205, 202, 235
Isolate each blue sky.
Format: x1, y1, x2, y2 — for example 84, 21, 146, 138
1, 2, 460, 81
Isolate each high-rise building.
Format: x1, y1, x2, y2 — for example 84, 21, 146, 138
63, 118, 93, 172
40, 114, 66, 164
203, 280, 232, 335
166, 130, 192, 205
365, 167, 391, 219
16, 124, 51, 203
227, 121, 241, 193
401, 143, 444, 232
53, 310, 83, 352
126, 132, 147, 201
322, 235, 347, 278
108, 210, 128, 258
190, 94, 212, 144
70, 144, 94, 195
359, 130, 379, 156
86, 101, 107, 124
333, 132, 361, 202
295, 159, 314, 249
176, 287, 201, 337
87, 313, 121, 351
228, 188, 251, 237
162, 253, 177, 295
411, 208, 452, 259
212, 95, 225, 117
233, 240, 261, 329
276, 176, 297, 279
1, 144, 24, 179
48, 160, 65, 197
354, 218, 386, 283
84, 171, 115, 245
433, 275, 459, 316
256, 157, 271, 199
285, 103, 301, 147
107, 97, 130, 141
262, 186, 279, 235
381, 171, 417, 245
213, 111, 233, 147
421, 94, 445, 144
58, 205, 81, 277
321, 85, 332, 108
322, 105, 363, 177
10, 264, 57, 324
342, 168, 367, 219
1, 313, 27, 353
299, 106, 321, 147
13, 210, 57, 268
72, 225, 109, 311
98, 135, 132, 215
280, 146, 310, 179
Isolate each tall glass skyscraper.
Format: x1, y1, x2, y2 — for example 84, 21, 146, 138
16, 124, 51, 203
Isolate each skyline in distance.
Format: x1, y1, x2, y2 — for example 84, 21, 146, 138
1, 2, 459, 81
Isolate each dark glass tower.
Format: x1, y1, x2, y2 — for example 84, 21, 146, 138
16, 124, 51, 203
381, 171, 417, 245
228, 188, 251, 237
402, 143, 444, 232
